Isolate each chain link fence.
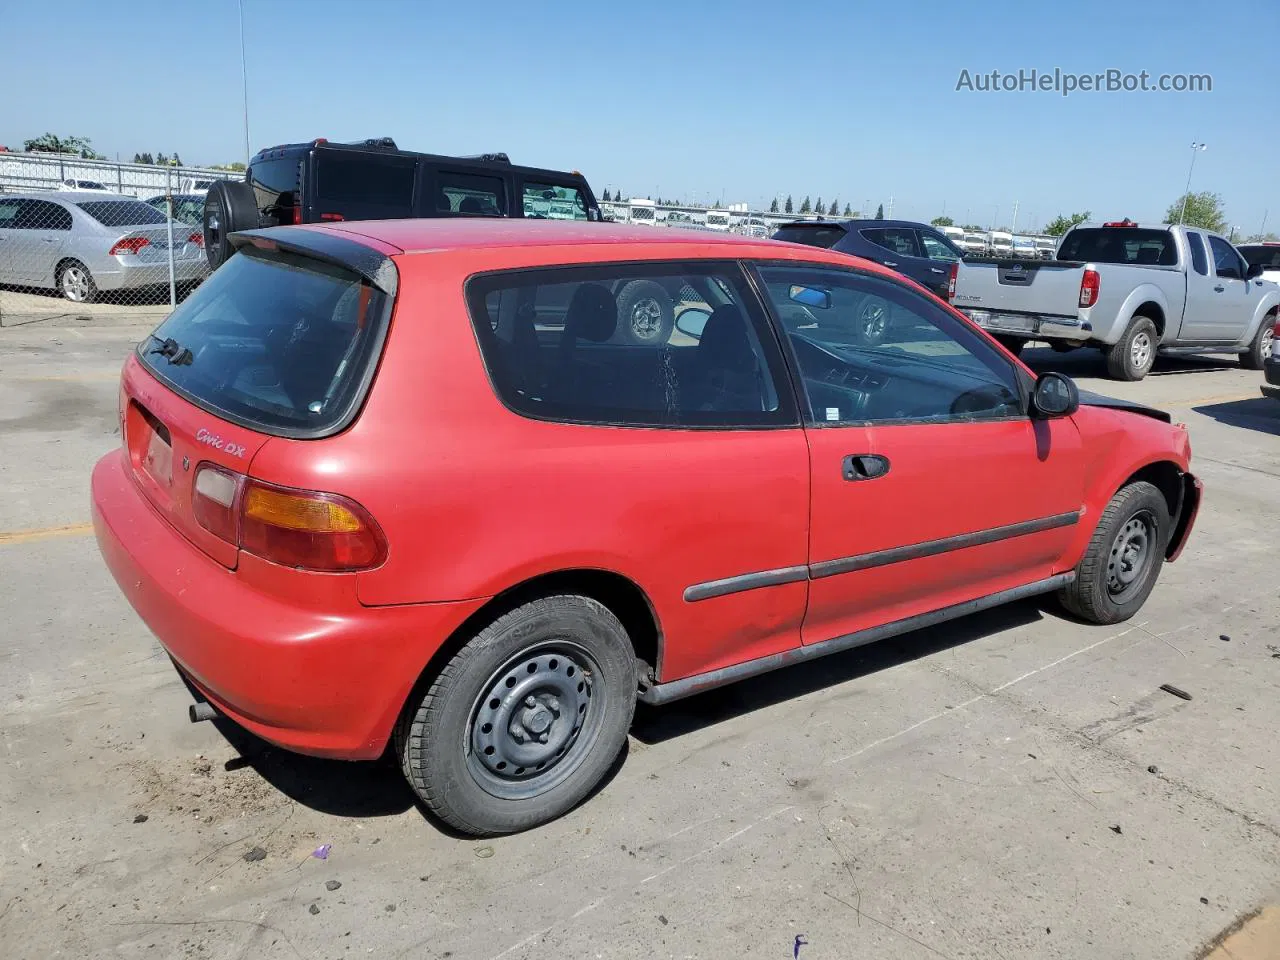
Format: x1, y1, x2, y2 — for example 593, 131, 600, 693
0, 154, 232, 326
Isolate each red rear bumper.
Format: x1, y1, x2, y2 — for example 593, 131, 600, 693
91, 449, 485, 759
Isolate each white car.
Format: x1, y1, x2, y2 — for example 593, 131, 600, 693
1239, 243, 1280, 285
58, 179, 115, 193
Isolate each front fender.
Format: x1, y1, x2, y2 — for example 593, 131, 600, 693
1240, 289, 1280, 347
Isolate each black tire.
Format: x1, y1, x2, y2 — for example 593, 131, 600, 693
993, 335, 1025, 357
57, 259, 97, 303
1105, 315, 1159, 381
1239, 311, 1276, 370
203, 180, 260, 269
614, 280, 674, 344
1057, 481, 1170, 625
397, 595, 636, 836
852, 295, 891, 346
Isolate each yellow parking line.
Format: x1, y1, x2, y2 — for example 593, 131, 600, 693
0, 522, 95, 546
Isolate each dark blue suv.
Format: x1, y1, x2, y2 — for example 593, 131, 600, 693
772, 219, 963, 300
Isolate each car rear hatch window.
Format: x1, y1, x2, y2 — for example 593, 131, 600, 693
1058, 227, 1176, 266
772, 224, 847, 248
136, 245, 392, 437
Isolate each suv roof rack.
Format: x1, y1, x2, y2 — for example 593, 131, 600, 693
460, 152, 511, 164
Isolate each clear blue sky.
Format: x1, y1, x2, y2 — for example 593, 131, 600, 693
5, 0, 1275, 233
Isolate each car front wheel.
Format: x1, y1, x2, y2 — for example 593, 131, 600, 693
397, 595, 636, 836
1057, 481, 1170, 624
58, 260, 97, 303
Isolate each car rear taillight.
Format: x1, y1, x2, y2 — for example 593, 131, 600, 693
319, 213, 345, 222
110, 236, 151, 256
1103, 219, 1137, 227
191, 468, 385, 571
188, 231, 204, 248
193, 464, 240, 544
947, 262, 959, 301
240, 480, 385, 571
291, 206, 303, 225
1079, 268, 1100, 308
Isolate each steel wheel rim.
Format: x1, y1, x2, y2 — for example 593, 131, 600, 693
860, 302, 887, 341
1131, 331, 1153, 370
630, 298, 664, 341
1107, 509, 1156, 602
466, 642, 603, 800
62, 266, 90, 302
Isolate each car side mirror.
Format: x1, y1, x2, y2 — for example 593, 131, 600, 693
675, 307, 711, 340
1032, 372, 1079, 418
1246, 262, 1265, 280
788, 284, 831, 309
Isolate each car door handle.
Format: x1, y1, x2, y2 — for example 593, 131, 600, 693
842, 454, 890, 481
1213, 285, 1225, 292
930, 267, 944, 274
881, 260, 898, 268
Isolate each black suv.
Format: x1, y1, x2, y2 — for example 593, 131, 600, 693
202, 137, 603, 268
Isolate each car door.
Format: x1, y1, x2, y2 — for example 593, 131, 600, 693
22, 199, 73, 287
1203, 234, 1260, 340
753, 262, 1085, 645
1179, 230, 1219, 340
859, 227, 932, 288
916, 228, 963, 297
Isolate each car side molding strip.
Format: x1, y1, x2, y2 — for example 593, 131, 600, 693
682, 564, 809, 602
809, 511, 1081, 580
640, 572, 1075, 705
683, 511, 1081, 602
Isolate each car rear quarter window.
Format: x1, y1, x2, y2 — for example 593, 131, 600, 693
77, 200, 167, 227
1058, 228, 1176, 266
772, 224, 846, 248
136, 247, 390, 436
861, 228, 921, 258
466, 263, 796, 428
249, 155, 301, 224
314, 151, 416, 217
435, 172, 507, 216
1187, 232, 1209, 275
21, 200, 73, 230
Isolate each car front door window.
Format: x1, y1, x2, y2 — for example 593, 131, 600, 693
755, 266, 1023, 425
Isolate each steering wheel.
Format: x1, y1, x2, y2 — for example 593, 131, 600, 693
949, 384, 1017, 417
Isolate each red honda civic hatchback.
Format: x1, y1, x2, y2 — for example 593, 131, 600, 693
92, 219, 1201, 835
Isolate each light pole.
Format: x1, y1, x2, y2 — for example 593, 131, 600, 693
239, 0, 251, 167
1178, 142, 1207, 224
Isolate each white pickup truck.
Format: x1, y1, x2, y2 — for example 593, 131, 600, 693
949, 220, 1280, 380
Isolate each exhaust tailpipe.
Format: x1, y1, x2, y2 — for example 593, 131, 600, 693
188, 701, 218, 723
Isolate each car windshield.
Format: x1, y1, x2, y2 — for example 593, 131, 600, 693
77, 200, 167, 226
136, 246, 389, 435
1058, 227, 1176, 266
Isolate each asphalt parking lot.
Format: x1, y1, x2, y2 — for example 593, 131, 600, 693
3, 313, 1279, 960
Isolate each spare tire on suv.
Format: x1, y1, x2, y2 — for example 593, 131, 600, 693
203, 181, 260, 269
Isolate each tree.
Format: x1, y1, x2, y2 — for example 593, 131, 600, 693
931, 215, 954, 227
133, 153, 142, 164
23, 133, 102, 159
828, 199, 839, 216
875, 204, 884, 220
784, 195, 793, 214
210, 162, 247, 172
1165, 192, 1226, 232
769, 198, 779, 213
139, 152, 154, 165
814, 197, 824, 216
1044, 211, 1091, 236
843, 203, 852, 216
799, 196, 812, 214
600, 188, 610, 202
171, 153, 183, 167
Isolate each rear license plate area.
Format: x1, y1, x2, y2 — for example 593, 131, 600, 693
128, 400, 173, 488
989, 313, 1035, 333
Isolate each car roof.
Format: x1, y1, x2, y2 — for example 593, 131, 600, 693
264, 219, 905, 280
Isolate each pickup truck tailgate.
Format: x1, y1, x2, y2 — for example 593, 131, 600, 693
951, 260, 1085, 336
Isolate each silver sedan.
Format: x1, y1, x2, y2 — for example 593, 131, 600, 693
0, 192, 210, 302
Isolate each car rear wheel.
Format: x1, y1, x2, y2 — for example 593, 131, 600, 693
854, 297, 890, 345
397, 595, 636, 836
1239, 311, 1275, 370
614, 280, 674, 344
203, 180, 260, 269
57, 260, 97, 303
1057, 481, 1170, 624
1105, 316, 1158, 381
